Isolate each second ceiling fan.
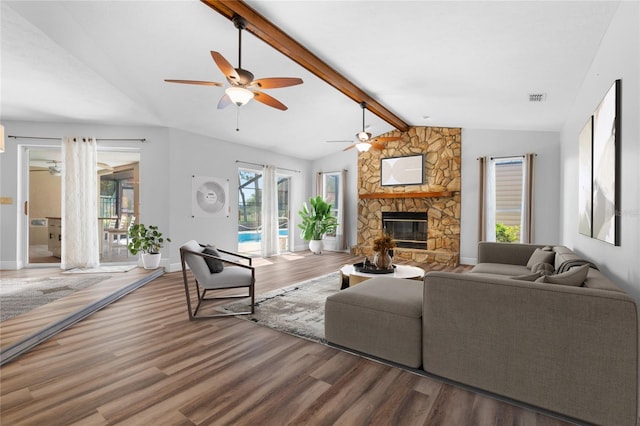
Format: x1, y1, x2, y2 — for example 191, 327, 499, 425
165, 15, 303, 111
343, 102, 401, 152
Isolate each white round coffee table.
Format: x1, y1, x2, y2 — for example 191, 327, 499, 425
340, 264, 426, 287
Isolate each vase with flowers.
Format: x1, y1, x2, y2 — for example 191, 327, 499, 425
372, 232, 395, 271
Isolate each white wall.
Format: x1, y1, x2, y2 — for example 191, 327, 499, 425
166, 127, 313, 268
460, 129, 561, 264
559, 1, 640, 300
0, 121, 314, 271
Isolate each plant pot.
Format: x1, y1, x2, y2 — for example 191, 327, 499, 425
141, 252, 161, 269
308, 239, 323, 255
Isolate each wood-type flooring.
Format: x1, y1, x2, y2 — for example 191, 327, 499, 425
0, 251, 578, 425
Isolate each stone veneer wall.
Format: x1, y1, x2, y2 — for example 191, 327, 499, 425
357, 127, 461, 266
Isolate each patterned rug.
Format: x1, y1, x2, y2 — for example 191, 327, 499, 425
220, 272, 341, 343
0, 275, 111, 321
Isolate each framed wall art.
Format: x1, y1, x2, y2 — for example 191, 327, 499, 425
579, 79, 621, 245
380, 154, 424, 186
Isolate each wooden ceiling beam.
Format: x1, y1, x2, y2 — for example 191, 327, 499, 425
201, 0, 410, 133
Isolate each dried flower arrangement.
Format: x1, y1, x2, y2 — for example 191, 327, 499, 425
372, 232, 396, 252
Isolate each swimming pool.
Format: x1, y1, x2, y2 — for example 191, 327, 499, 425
238, 229, 288, 243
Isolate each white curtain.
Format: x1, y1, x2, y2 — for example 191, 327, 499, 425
61, 136, 99, 269
520, 153, 536, 243
261, 164, 278, 257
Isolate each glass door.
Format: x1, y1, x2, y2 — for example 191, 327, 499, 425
238, 168, 263, 255
276, 174, 291, 253
319, 171, 345, 251
237, 167, 291, 255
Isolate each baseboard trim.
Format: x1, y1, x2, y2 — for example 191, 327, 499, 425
0, 268, 164, 366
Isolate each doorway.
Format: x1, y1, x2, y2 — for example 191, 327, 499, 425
237, 167, 291, 255
26, 147, 140, 265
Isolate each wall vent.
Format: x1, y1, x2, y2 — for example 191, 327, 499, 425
529, 93, 547, 102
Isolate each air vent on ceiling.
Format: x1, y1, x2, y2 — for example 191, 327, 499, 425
529, 93, 547, 102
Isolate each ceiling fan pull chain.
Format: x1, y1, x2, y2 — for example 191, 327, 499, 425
236, 107, 240, 132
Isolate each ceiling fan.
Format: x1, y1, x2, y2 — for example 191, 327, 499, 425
343, 102, 402, 152
30, 161, 63, 176
31, 160, 114, 176
165, 15, 303, 111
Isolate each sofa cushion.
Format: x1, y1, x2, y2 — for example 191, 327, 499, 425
471, 263, 531, 276
535, 263, 590, 287
531, 262, 555, 275
526, 248, 555, 269
325, 277, 423, 368
203, 245, 224, 273
510, 272, 543, 281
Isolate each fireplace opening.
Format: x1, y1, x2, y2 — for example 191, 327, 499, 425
382, 212, 427, 249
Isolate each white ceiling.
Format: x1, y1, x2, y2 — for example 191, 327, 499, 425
1, 1, 620, 160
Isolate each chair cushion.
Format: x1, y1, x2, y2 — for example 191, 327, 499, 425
198, 266, 253, 289
203, 245, 224, 273
181, 240, 211, 282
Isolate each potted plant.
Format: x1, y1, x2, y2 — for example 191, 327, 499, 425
128, 224, 171, 269
298, 196, 338, 254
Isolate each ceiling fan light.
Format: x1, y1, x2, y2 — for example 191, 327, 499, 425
355, 142, 371, 152
357, 131, 371, 142
225, 86, 254, 106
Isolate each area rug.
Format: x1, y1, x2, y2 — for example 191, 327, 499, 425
0, 275, 111, 321
220, 271, 341, 343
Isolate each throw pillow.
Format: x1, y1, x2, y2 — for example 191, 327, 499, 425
510, 272, 542, 281
535, 263, 590, 287
202, 245, 224, 273
526, 248, 556, 269
531, 262, 555, 276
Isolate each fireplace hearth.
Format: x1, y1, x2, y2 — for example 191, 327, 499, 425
382, 212, 428, 249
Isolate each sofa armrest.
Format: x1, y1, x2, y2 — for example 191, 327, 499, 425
477, 242, 546, 265
422, 271, 638, 426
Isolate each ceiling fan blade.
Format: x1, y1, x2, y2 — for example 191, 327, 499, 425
217, 93, 233, 109
253, 91, 287, 111
343, 144, 356, 151
371, 142, 386, 150
164, 79, 223, 87
97, 162, 114, 170
211, 51, 240, 82
372, 136, 402, 143
249, 77, 304, 89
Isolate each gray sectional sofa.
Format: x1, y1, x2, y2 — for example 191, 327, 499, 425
325, 242, 638, 426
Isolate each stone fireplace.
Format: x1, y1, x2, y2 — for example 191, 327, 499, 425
357, 127, 461, 266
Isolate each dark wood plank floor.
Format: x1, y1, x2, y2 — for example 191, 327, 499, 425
0, 251, 577, 425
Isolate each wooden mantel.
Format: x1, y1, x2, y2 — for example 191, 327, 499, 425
359, 191, 452, 200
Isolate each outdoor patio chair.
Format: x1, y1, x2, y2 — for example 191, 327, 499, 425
179, 240, 255, 320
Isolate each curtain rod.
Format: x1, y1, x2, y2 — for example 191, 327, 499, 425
235, 160, 300, 174
476, 154, 537, 160
317, 170, 347, 174
8, 135, 147, 142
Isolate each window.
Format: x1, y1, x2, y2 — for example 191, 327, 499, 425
480, 154, 534, 243
494, 158, 523, 242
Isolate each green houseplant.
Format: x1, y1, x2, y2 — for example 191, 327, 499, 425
298, 196, 338, 254
128, 224, 171, 269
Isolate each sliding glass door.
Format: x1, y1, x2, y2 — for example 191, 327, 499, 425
237, 167, 291, 255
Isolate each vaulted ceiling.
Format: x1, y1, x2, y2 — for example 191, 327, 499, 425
1, 1, 620, 160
